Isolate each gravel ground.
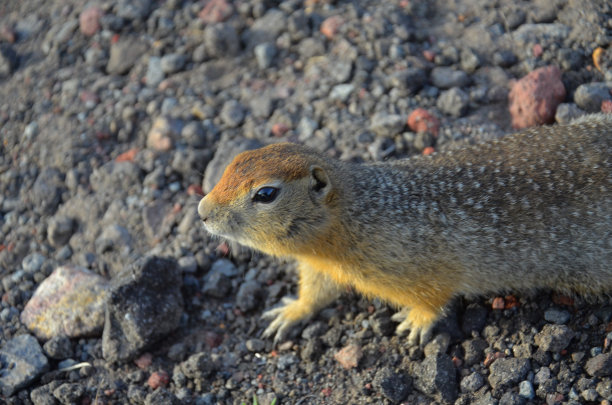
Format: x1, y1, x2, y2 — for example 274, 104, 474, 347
1, 0, 612, 404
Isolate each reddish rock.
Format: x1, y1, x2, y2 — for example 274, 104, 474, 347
423, 146, 435, 156
491, 297, 505, 310
187, 184, 204, 196
80, 6, 103, 36
334, 343, 362, 369
508, 65, 566, 129
407, 108, 440, 137
116, 148, 138, 162
532, 43, 543, 58
0, 25, 16, 43
199, 0, 234, 24
321, 16, 344, 39
146, 116, 180, 151
271, 123, 290, 137
134, 353, 153, 369
147, 371, 170, 389
602, 100, 612, 113
423, 50, 435, 62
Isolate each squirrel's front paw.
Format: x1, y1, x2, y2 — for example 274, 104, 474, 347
392, 307, 436, 346
261, 297, 310, 343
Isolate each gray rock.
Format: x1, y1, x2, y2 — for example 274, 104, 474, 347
462, 338, 488, 366
250, 95, 273, 119
298, 37, 325, 59
460, 49, 480, 73
160, 53, 186, 74
534, 324, 575, 352
202, 271, 231, 298
488, 357, 531, 391
203, 137, 263, 193
596, 379, 612, 400
47, 215, 75, 247
43, 336, 73, 360
22, 252, 45, 273
437, 87, 469, 117
300, 338, 323, 361
181, 121, 207, 148
534, 366, 552, 385
178, 255, 198, 274
329, 59, 353, 83
370, 113, 404, 138
245, 9, 287, 49
53, 383, 85, 404
413, 354, 458, 403
245, 339, 265, 352
146, 56, 164, 88
555, 103, 586, 124
0, 334, 49, 396
204, 23, 240, 57
235, 280, 261, 312
90, 161, 142, 196
493, 50, 518, 67
0, 44, 18, 76
499, 391, 523, 405
116, 0, 151, 20
574, 82, 612, 112
95, 224, 132, 254
102, 256, 183, 363
276, 353, 298, 371
511, 23, 570, 46
210, 259, 238, 278
220, 100, 245, 128
181, 352, 217, 380
373, 368, 412, 403
387, 68, 427, 95
431, 67, 470, 89
32, 168, 64, 215
519, 380, 535, 399
297, 117, 318, 140
585, 353, 612, 377
460, 372, 484, 393
30, 382, 60, 405
106, 37, 148, 75
145, 388, 179, 405
544, 308, 571, 324
254, 43, 276, 69
424, 333, 451, 358
329, 84, 354, 102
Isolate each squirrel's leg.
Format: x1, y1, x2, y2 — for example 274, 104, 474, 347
392, 306, 439, 346
262, 262, 342, 343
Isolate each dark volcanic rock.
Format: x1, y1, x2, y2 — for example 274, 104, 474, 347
102, 256, 183, 363
0, 334, 49, 396
413, 354, 458, 403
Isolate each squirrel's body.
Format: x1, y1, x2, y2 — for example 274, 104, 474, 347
198, 114, 612, 343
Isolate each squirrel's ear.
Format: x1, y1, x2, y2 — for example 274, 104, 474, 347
309, 165, 331, 201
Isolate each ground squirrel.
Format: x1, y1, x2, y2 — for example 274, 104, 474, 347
198, 114, 612, 344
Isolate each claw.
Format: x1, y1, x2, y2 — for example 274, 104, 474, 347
261, 297, 299, 343
392, 308, 434, 347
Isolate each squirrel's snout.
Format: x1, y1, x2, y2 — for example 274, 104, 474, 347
197, 197, 210, 222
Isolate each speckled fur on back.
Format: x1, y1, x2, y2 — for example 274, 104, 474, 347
341, 113, 612, 296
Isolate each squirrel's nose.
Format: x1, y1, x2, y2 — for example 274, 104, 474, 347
197, 197, 210, 222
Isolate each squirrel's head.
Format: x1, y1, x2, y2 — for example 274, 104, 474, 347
198, 143, 339, 256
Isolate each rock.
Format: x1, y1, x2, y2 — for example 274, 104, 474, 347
181, 121, 208, 148
203, 137, 263, 193
90, 160, 142, 196
235, 280, 260, 312
460, 372, 484, 393
32, 168, 64, 215
424, 333, 451, 358
407, 108, 440, 137
370, 113, 404, 138
388, 68, 427, 95
493, 50, 518, 67
95, 224, 132, 254
431, 67, 470, 89
298, 38, 325, 59
42, 336, 73, 360
519, 380, 535, 399
254, 42, 276, 69
544, 308, 571, 324
462, 338, 488, 366
30, 382, 60, 405
22, 252, 45, 273
300, 338, 323, 361
0, 334, 49, 396
508, 65, 566, 129
116, 0, 151, 20
146, 116, 182, 151
413, 354, 458, 403
160, 53, 186, 74
147, 370, 170, 389
245, 9, 286, 49
245, 339, 265, 352
555, 103, 585, 124
220, 100, 245, 128
460, 48, 480, 73
0, 44, 18, 76
145, 388, 179, 405
204, 23, 240, 57
199, 0, 234, 24
437, 87, 469, 117
102, 256, 183, 363
53, 383, 85, 404
250, 95, 273, 119
146, 56, 164, 87
585, 353, 612, 377
276, 353, 298, 371
47, 215, 75, 247
373, 368, 411, 403
79, 6, 103, 36
574, 82, 612, 112
21, 265, 109, 339
329, 83, 354, 102
320, 16, 344, 39
334, 343, 362, 369
181, 352, 217, 380
534, 324, 575, 352
488, 357, 531, 391
106, 37, 147, 75
202, 271, 231, 298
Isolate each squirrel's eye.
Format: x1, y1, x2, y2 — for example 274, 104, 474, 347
253, 187, 279, 203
